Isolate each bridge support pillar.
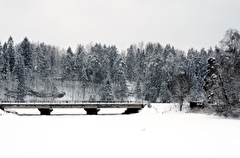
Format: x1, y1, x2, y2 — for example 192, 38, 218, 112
123, 108, 142, 114
84, 108, 100, 115
38, 108, 53, 115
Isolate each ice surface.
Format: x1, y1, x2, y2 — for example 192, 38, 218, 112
1, 104, 240, 158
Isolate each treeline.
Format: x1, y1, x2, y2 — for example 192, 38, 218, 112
0, 38, 203, 103
0, 29, 239, 114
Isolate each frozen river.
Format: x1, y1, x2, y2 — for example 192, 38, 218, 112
1, 104, 240, 158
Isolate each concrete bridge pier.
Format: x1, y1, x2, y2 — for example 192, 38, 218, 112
123, 108, 142, 114
84, 108, 100, 115
38, 108, 53, 115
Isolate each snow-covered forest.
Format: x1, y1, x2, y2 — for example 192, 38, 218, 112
0, 28, 239, 116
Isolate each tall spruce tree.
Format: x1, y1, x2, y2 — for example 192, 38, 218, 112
135, 80, 142, 100
203, 57, 230, 113
101, 79, 113, 101
107, 46, 118, 81
81, 65, 88, 100
0, 42, 3, 71
75, 45, 85, 82
2, 43, 9, 81
20, 37, 32, 69
14, 48, 26, 101
62, 47, 75, 81
114, 58, 128, 100
7, 37, 15, 73
126, 45, 136, 82
35, 44, 48, 79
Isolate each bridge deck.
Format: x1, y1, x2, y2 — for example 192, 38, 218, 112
0, 101, 148, 109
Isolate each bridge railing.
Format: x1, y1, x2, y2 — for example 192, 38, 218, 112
0, 100, 149, 104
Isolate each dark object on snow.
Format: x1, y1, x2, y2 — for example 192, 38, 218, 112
190, 101, 204, 109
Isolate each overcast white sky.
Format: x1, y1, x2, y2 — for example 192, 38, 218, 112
0, 0, 240, 52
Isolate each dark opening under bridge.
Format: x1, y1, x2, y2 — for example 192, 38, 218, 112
0, 101, 150, 115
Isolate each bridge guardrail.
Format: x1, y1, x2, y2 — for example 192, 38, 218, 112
0, 100, 149, 105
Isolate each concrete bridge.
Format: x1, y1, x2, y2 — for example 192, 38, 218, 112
0, 100, 149, 115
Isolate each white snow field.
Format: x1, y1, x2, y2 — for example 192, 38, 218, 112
1, 103, 240, 158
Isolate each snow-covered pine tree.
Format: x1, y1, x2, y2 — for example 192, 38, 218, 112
81, 65, 88, 100
144, 56, 163, 102
89, 54, 103, 84
163, 44, 171, 60
135, 79, 142, 100
107, 45, 118, 81
61, 47, 75, 81
75, 44, 85, 82
203, 57, 230, 113
19, 37, 35, 87
35, 44, 48, 79
101, 79, 113, 101
20, 37, 32, 70
207, 47, 216, 58
203, 58, 218, 104
0, 42, 3, 75
14, 48, 26, 101
135, 48, 145, 81
159, 81, 171, 103
114, 58, 128, 101
1, 42, 9, 81
2, 39, 15, 91
126, 45, 136, 82
7, 37, 15, 74
219, 29, 240, 106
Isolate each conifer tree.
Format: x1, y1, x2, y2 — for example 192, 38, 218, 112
219, 29, 240, 106
0, 42, 3, 72
101, 79, 113, 101
7, 37, 15, 73
203, 58, 230, 112
14, 48, 26, 101
62, 47, 75, 81
20, 37, 32, 69
2, 43, 9, 81
135, 80, 142, 100
159, 81, 171, 103
135, 48, 144, 81
81, 66, 88, 100
75, 45, 85, 81
114, 58, 128, 100
126, 45, 136, 82
107, 46, 118, 81
0, 42, 2, 55
35, 44, 48, 79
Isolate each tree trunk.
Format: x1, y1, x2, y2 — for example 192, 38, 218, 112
180, 97, 184, 111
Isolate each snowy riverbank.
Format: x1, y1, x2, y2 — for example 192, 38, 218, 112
1, 103, 240, 158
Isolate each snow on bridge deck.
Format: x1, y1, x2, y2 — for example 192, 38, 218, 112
0, 101, 149, 109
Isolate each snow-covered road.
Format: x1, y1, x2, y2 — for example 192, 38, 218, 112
1, 104, 240, 158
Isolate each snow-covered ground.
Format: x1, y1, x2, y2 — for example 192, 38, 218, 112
1, 103, 240, 158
